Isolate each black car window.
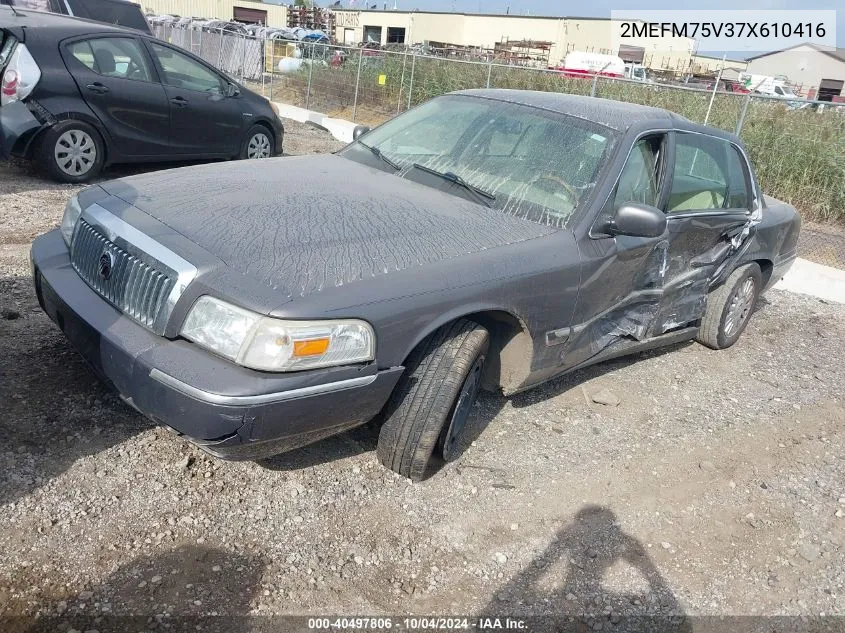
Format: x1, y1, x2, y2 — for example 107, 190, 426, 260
667, 133, 750, 212
149, 42, 224, 94
613, 138, 660, 208
68, 38, 152, 82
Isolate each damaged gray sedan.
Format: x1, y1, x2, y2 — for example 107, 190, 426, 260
31, 90, 800, 481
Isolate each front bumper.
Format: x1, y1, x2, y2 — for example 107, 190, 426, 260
31, 229, 404, 460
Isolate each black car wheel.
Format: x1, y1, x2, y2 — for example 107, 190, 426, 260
377, 319, 489, 481
696, 262, 762, 350
38, 121, 105, 183
241, 124, 274, 159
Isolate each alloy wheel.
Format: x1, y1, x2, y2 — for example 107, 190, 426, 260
724, 277, 756, 337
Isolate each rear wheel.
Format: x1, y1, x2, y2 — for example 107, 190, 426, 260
377, 319, 489, 481
240, 124, 274, 159
696, 262, 762, 349
38, 121, 104, 183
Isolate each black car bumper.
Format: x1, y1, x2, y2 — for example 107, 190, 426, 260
31, 230, 404, 460
0, 100, 47, 160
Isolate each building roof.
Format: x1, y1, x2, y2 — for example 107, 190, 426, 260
746, 42, 845, 63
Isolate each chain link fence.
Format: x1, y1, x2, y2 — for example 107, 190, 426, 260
151, 25, 845, 269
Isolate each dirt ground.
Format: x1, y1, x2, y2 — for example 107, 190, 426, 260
1, 119, 844, 632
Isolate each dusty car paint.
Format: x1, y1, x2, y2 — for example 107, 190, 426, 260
30, 90, 801, 460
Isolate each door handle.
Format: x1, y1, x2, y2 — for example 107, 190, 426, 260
86, 83, 109, 94
170, 96, 188, 107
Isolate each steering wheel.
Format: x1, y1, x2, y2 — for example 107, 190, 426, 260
528, 173, 578, 207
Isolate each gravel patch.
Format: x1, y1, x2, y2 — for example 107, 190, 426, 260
1, 120, 843, 629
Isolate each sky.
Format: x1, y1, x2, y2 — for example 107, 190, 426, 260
356, 0, 844, 50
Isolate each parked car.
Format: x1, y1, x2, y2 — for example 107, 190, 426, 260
31, 90, 800, 480
1, 7, 283, 182
1, 0, 150, 33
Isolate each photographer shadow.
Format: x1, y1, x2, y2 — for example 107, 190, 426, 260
485, 505, 692, 633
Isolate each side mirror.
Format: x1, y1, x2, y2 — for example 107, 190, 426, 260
352, 125, 371, 140
227, 83, 240, 98
609, 203, 667, 238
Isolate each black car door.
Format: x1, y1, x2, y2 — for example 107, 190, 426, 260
656, 131, 755, 331
562, 133, 672, 370
62, 35, 172, 158
144, 40, 243, 156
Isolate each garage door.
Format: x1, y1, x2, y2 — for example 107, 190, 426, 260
818, 78, 844, 101
233, 6, 267, 24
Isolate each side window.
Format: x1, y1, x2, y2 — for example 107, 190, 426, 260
149, 42, 224, 94
613, 137, 661, 208
667, 133, 750, 212
68, 38, 152, 82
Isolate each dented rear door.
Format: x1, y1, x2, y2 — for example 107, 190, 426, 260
655, 131, 756, 333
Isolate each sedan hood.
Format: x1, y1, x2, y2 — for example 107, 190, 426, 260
98, 155, 555, 299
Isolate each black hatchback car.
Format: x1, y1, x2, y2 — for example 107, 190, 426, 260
0, 7, 283, 182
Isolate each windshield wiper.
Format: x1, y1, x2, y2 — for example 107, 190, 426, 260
358, 141, 400, 171
410, 163, 496, 207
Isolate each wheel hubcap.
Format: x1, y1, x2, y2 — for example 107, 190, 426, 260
724, 277, 756, 337
55, 130, 96, 176
440, 354, 485, 461
247, 133, 271, 159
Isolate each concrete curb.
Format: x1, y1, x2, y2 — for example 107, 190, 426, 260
775, 257, 845, 304
273, 102, 845, 306
274, 102, 358, 144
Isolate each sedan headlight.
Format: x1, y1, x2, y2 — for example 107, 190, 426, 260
181, 296, 375, 372
60, 196, 82, 246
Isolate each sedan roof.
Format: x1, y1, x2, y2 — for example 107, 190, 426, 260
455, 89, 740, 142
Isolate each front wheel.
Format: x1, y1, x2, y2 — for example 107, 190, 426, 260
377, 319, 489, 481
696, 262, 762, 349
240, 125, 274, 159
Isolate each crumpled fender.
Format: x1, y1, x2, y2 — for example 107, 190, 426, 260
0, 100, 45, 159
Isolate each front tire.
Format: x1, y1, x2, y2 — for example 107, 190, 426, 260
240, 124, 274, 159
38, 121, 104, 183
377, 319, 489, 481
696, 262, 762, 350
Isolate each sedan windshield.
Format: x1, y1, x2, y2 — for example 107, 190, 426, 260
341, 95, 616, 228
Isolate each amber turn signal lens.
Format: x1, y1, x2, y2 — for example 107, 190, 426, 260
293, 338, 330, 357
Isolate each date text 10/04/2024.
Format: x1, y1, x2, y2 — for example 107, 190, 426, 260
307, 617, 528, 630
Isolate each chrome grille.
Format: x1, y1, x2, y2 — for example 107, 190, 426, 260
71, 219, 175, 330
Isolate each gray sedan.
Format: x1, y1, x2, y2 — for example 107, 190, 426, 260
31, 90, 800, 480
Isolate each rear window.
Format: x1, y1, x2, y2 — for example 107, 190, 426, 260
64, 0, 151, 33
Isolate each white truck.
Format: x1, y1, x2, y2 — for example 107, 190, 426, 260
560, 51, 650, 82
738, 73, 798, 98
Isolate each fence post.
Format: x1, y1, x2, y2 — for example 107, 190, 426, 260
590, 74, 599, 97
735, 93, 751, 136
486, 59, 493, 89
352, 49, 363, 122
703, 53, 726, 126
269, 40, 274, 101
305, 43, 315, 110
397, 51, 408, 113
407, 53, 416, 110
241, 35, 247, 82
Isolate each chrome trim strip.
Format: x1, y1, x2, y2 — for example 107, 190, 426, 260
149, 368, 378, 406
78, 204, 197, 334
